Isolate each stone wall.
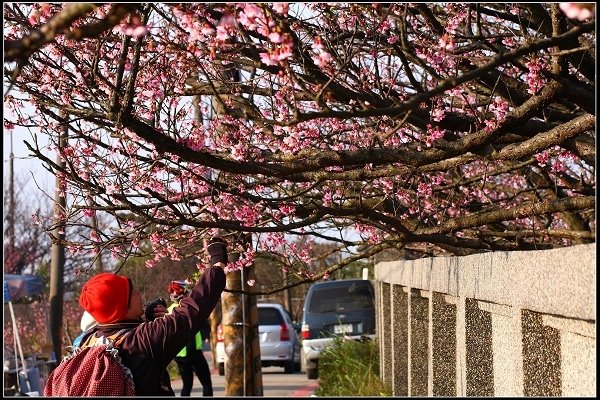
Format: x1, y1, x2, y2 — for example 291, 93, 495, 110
374, 243, 595, 396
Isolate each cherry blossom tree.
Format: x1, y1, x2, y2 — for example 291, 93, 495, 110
3, 3, 595, 292
2, 170, 112, 279
3, 298, 82, 357
3, 172, 52, 275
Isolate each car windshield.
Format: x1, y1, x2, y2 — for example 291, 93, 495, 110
308, 284, 374, 313
258, 307, 284, 325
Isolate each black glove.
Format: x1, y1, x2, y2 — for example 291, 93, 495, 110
144, 297, 167, 321
207, 237, 228, 265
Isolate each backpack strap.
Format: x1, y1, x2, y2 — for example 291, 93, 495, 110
75, 326, 100, 349
108, 328, 134, 349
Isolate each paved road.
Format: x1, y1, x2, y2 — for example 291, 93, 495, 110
171, 352, 318, 397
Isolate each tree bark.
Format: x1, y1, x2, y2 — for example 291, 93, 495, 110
222, 245, 263, 395
210, 63, 263, 395
48, 113, 67, 370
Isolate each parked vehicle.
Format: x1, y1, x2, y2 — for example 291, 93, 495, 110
300, 279, 376, 379
215, 303, 301, 375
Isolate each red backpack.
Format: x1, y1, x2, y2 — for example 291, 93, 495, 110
44, 328, 136, 396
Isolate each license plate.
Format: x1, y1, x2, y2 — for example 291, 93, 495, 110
334, 324, 353, 334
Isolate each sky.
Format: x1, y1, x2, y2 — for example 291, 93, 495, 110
3, 126, 53, 198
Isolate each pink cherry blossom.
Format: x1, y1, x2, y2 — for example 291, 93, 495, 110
201, 23, 215, 35
268, 31, 285, 44
272, 3, 289, 15
28, 10, 40, 25
439, 34, 455, 51
215, 25, 230, 41
313, 51, 333, 67
559, 3, 595, 20
259, 51, 277, 65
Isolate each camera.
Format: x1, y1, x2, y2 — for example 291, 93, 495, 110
144, 297, 167, 321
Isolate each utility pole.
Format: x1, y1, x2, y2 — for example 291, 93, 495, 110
48, 113, 67, 369
6, 130, 15, 273
191, 91, 221, 368
284, 269, 293, 314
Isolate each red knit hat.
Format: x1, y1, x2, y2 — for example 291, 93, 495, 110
79, 273, 131, 324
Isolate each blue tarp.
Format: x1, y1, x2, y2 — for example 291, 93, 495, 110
3, 274, 45, 303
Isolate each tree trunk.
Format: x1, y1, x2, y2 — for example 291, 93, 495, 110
48, 114, 67, 370
208, 63, 263, 395
222, 235, 263, 396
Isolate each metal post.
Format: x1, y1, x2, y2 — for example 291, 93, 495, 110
241, 266, 246, 393
9, 301, 30, 392
7, 130, 15, 270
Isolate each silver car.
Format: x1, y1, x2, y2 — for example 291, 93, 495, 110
216, 303, 301, 374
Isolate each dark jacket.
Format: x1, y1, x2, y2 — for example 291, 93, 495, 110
87, 266, 225, 396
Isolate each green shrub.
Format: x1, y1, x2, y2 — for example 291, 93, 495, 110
315, 337, 392, 397
167, 359, 181, 380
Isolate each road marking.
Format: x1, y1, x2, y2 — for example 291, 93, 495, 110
290, 381, 319, 396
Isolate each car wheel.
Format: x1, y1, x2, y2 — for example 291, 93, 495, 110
218, 362, 225, 376
284, 348, 295, 373
285, 346, 299, 374
293, 346, 301, 372
284, 359, 294, 374
306, 367, 318, 380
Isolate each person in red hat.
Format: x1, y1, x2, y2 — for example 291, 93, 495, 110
74, 237, 229, 396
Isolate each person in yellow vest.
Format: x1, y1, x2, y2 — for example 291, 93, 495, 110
168, 280, 213, 397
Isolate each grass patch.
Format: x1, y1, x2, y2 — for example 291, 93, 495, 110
315, 337, 392, 396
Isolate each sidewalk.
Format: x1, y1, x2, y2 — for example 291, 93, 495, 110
170, 351, 220, 396
170, 377, 318, 397
170, 352, 318, 397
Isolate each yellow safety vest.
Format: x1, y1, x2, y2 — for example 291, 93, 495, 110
167, 302, 203, 357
